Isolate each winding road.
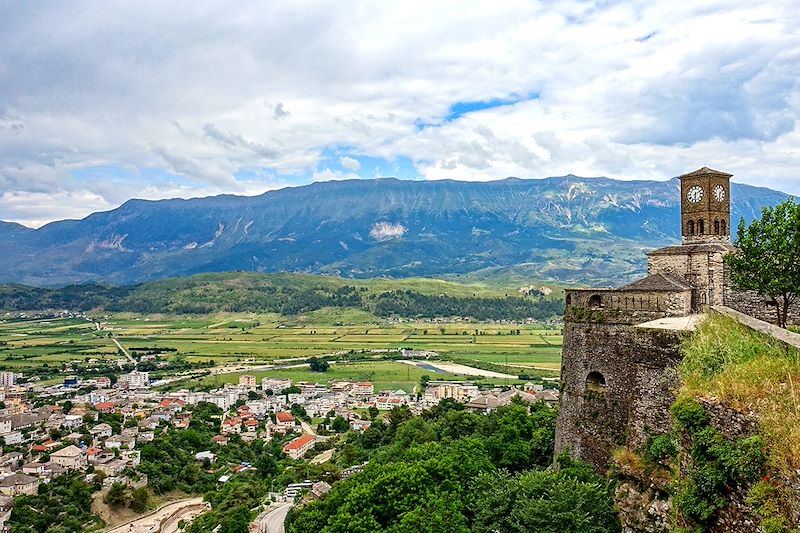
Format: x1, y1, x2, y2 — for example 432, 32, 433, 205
253, 502, 293, 533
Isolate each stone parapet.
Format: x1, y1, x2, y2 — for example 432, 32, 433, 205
710, 306, 800, 350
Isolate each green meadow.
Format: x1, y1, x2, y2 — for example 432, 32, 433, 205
0, 313, 562, 389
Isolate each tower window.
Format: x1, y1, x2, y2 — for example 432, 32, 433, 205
721, 219, 726, 234
565, 294, 572, 306
714, 219, 720, 235
687, 220, 695, 234
698, 219, 705, 234
586, 371, 606, 393
588, 294, 603, 308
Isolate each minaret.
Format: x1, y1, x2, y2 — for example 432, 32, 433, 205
678, 167, 732, 245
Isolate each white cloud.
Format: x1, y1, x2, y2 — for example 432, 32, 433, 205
340, 156, 361, 171
1, 0, 799, 226
0, 190, 113, 228
369, 222, 406, 241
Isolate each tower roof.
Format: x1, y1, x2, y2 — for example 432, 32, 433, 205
678, 167, 733, 179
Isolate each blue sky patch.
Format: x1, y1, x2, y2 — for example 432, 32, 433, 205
445, 93, 539, 122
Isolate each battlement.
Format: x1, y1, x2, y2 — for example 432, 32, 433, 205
565, 282, 692, 326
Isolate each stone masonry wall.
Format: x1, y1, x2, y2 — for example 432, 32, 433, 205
554, 322, 685, 472
722, 268, 800, 325
647, 249, 728, 307
564, 289, 691, 326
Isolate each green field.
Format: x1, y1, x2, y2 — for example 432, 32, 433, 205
196, 361, 471, 393
0, 313, 562, 389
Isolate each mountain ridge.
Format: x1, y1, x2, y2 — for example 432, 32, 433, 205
1, 175, 789, 286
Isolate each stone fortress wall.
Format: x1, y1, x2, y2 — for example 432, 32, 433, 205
555, 166, 797, 475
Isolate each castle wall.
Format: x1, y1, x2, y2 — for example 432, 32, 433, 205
722, 266, 800, 325
648, 249, 728, 307
564, 289, 691, 325
554, 321, 685, 472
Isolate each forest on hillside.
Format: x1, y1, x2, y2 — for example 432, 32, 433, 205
0, 275, 564, 321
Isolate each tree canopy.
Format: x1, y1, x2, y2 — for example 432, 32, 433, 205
286, 401, 620, 533
727, 197, 800, 328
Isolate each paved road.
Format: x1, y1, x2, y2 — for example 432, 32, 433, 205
253, 502, 292, 533
400, 359, 519, 380
110, 337, 136, 366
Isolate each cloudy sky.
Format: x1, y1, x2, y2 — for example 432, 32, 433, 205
1, 1, 799, 227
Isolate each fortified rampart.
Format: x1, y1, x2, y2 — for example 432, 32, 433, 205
555, 291, 688, 471
722, 270, 800, 325
554, 167, 800, 475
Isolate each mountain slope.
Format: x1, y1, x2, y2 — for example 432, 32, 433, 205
0, 176, 788, 286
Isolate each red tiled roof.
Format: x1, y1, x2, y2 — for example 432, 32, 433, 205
283, 434, 315, 451
276, 412, 295, 423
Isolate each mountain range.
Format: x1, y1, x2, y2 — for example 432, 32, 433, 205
1, 176, 789, 287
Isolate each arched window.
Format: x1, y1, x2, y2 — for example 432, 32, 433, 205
698, 219, 705, 234
586, 371, 606, 393
687, 220, 695, 234
565, 294, 572, 306
588, 294, 603, 308
714, 219, 720, 234
721, 219, 727, 234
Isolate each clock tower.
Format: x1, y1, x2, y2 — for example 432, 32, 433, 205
678, 166, 732, 244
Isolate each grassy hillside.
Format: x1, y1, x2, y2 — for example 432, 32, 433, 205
669, 313, 800, 531
680, 313, 800, 470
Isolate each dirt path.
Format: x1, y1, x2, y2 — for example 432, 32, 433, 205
400, 360, 519, 380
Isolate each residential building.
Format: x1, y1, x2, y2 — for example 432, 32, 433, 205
239, 375, 257, 388
90, 423, 113, 438
118, 371, 150, 390
0, 372, 17, 388
274, 412, 295, 433
262, 378, 292, 393
350, 382, 374, 397
424, 381, 479, 403
0, 473, 38, 496
282, 434, 316, 459
50, 445, 86, 470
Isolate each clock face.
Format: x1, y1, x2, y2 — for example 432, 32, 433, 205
713, 184, 725, 202
687, 185, 704, 203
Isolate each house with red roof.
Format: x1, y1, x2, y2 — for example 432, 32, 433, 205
274, 412, 295, 433
94, 402, 116, 413
282, 434, 316, 460
221, 418, 242, 435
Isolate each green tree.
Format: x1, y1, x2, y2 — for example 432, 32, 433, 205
255, 453, 277, 478
331, 416, 350, 433
104, 482, 128, 507
129, 487, 149, 513
726, 197, 800, 328
308, 357, 330, 372
367, 406, 380, 420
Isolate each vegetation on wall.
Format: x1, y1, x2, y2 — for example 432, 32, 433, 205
680, 313, 800, 470
667, 313, 800, 531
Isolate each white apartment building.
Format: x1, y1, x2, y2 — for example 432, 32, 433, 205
424, 381, 480, 403
0, 372, 17, 388
117, 371, 150, 390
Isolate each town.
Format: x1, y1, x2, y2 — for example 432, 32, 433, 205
0, 364, 558, 531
